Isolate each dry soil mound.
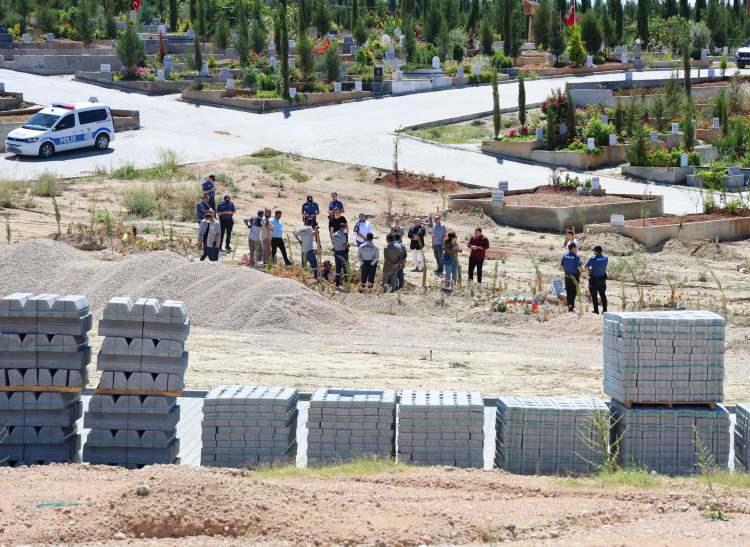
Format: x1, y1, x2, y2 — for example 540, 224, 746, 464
0, 239, 354, 333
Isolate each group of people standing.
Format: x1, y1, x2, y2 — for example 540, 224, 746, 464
560, 230, 610, 314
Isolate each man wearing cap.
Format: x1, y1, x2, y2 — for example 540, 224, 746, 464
431, 214, 447, 275
382, 233, 402, 292
407, 217, 426, 273
202, 174, 217, 211
198, 210, 221, 262
329, 208, 348, 242
560, 242, 582, 312
301, 195, 320, 227
327, 192, 345, 238
357, 232, 379, 291
216, 194, 236, 252
295, 218, 319, 279
196, 194, 211, 224
331, 221, 350, 288
244, 209, 265, 266
353, 212, 372, 247
586, 245, 609, 314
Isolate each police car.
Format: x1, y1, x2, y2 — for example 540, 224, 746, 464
5, 101, 114, 159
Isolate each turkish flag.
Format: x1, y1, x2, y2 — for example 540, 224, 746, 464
132, 0, 142, 10
564, 5, 575, 26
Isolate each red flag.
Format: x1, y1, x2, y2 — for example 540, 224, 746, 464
132, 0, 142, 10
564, 5, 575, 26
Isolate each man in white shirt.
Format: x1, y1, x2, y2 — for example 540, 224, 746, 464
353, 212, 373, 247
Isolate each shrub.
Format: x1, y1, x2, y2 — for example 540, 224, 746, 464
243, 68, 258, 90
117, 24, 146, 69
491, 51, 513, 70
31, 172, 60, 197
479, 18, 494, 55
213, 18, 230, 50
566, 24, 586, 67
626, 124, 649, 166
317, 41, 340, 82
580, 10, 602, 54
122, 186, 157, 218
583, 117, 615, 146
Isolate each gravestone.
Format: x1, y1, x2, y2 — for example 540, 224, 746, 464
22, 33, 31, 44
614, 45, 623, 56
327, 33, 336, 42
158, 24, 167, 34
385, 49, 395, 61
591, 177, 601, 190
701, 48, 708, 60
712, 117, 720, 129
723, 46, 729, 56
46, 33, 54, 43
608, 134, 617, 146
350, 45, 357, 56
0, 83, 5, 93
381, 34, 391, 46
473, 65, 481, 76
552, 276, 564, 296
395, 70, 403, 81
498, 181, 509, 192
399, 36, 405, 48
308, 27, 317, 39
491, 190, 505, 202
374, 65, 383, 82
672, 122, 680, 135
610, 214, 625, 228
268, 41, 276, 54
269, 56, 278, 70
218, 67, 231, 81
289, 87, 297, 99
661, 45, 668, 54
650, 131, 658, 143
393, 27, 402, 39
587, 137, 596, 150
164, 56, 173, 77
200, 61, 209, 76
585, 55, 593, 68
333, 82, 342, 93
708, 68, 715, 78
535, 127, 544, 141
432, 56, 441, 70
288, 39, 296, 49
680, 153, 689, 167
625, 70, 632, 82
100, 64, 111, 73
600, 114, 609, 124
186, 29, 195, 40
559, 122, 567, 136
354, 81, 363, 92
226, 78, 234, 90
728, 166, 741, 176
456, 66, 464, 80
343, 35, 354, 49
288, 57, 295, 69
129, 10, 138, 21
156, 69, 165, 81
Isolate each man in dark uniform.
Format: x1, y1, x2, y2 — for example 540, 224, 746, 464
196, 194, 211, 225
560, 242, 582, 312
586, 245, 609, 314
216, 194, 236, 252
202, 174, 217, 211
301, 195, 320, 227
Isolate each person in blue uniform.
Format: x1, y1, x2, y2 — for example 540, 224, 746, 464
201, 174, 217, 211
216, 194, 236, 252
560, 242, 582, 312
301, 195, 320, 227
586, 245, 609, 314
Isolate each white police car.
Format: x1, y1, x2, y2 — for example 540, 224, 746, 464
5, 101, 114, 159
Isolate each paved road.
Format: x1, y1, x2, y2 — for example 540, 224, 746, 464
0, 68, 734, 214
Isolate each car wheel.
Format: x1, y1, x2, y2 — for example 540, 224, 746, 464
94, 133, 110, 151
39, 142, 55, 159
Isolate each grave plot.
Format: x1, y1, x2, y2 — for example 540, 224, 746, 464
495, 396, 609, 475
83, 297, 189, 468
201, 385, 298, 468
735, 403, 750, 472
398, 390, 484, 468
0, 293, 92, 465
307, 388, 396, 466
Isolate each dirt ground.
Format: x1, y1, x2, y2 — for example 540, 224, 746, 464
504, 186, 640, 207
1, 464, 750, 546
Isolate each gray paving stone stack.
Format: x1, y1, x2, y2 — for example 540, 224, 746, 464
495, 396, 609, 475
611, 401, 730, 475
603, 311, 725, 403
0, 293, 92, 465
83, 297, 189, 467
201, 385, 298, 467
397, 390, 483, 468
733, 403, 750, 472
307, 388, 396, 465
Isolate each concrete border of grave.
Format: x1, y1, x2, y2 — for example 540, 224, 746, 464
75, 71, 193, 96
570, 80, 728, 108
586, 214, 750, 248
482, 139, 628, 169
0, 91, 23, 111
180, 87, 372, 113
447, 186, 663, 232
621, 165, 695, 184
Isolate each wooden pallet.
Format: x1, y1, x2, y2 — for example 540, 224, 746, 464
0, 385, 83, 393
620, 401, 717, 409
94, 388, 183, 398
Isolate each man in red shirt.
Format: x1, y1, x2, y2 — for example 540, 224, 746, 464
467, 228, 490, 285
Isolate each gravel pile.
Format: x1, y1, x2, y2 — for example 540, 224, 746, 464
0, 239, 353, 333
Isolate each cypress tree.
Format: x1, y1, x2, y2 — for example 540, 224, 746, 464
636, 0, 648, 42
492, 70, 501, 139
679, 0, 689, 18
503, 0, 512, 55
518, 75, 527, 128
281, 0, 289, 99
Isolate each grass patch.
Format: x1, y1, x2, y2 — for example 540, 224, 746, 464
111, 149, 185, 181
240, 154, 309, 182
121, 180, 198, 221
560, 468, 663, 489
254, 458, 406, 479
405, 123, 493, 144
0, 181, 30, 208
250, 147, 282, 158
696, 469, 750, 489
31, 171, 61, 197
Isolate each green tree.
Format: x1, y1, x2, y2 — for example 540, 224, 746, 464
250, 18, 268, 53
116, 24, 146, 68
681, 100, 695, 151
664, 0, 678, 17
601, 13, 615, 53
424, 1, 443, 44
695, 0, 706, 21
193, 33, 202, 72
13, 0, 31, 30
549, 15, 566, 64
565, 83, 576, 141
503, 0, 512, 56
445, 0, 459, 29
352, 0, 359, 33
518, 75, 526, 128
532, 0, 552, 49
318, 40, 340, 81
281, 0, 290, 99
567, 24, 586, 66
234, 1, 250, 65
213, 18, 230, 50
467, 0, 480, 33
297, 32, 314, 81
706, 0, 726, 48
682, 34, 691, 98
73, 0, 96, 44
354, 17, 367, 45
580, 10, 602, 54
313, 0, 330, 36
492, 70, 501, 139
169, 0, 178, 31
403, 15, 417, 61
197, 0, 207, 38
636, 0, 648, 42
299, 0, 313, 32
615, 0, 624, 42
679, 0, 689, 18
480, 17, 494, 54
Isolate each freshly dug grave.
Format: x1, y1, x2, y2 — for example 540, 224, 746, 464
505, 186, 641, 207
374, 171, 470, 192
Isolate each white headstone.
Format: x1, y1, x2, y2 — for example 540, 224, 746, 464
491, 191, 505, 202
270, 56, 278, 68
591, 177, 601, 190
399, 35, 405, 48
289, 87, 297, 99
100, 64, 111, 73
708, 68, 715, 78
218, 67, 231, 80
186, 29, 195, 39
600, 114, 609, 124
158, 24, 167, 34
610, 214, 625, 228
680, 153, 689, 167
268, 41, 276, 54
723, 46, 729, 56
354, 80, 363, 92
432, 56, 441, 70
381, 34, 391, 45
712, 117, 720, 129
621, 51, 628, 64
701, 48, 708, 60
129, 10, 138, 21
333, 82, 342, 93
661, 45, 668, 54
559, 122, 567, 136
625, 70, 632, 81
614, 45, 623, 55
728, 166, 741, 176
200, 61, 209, 76
156, 69, 165, 81
498, 181, 509, 192
395, 70, 403, 81
46, 33, 54, 42
535, 127, 544, 141
650, 131, 658, 143
473, 65, 481, 76
671, 122, 679, 135
456, 66, 464, 79
226, 78, 235, 90
608, 134, 617, 146
288, 57, 295, 69
587, 137, 596, 151
585, 55, 593, 68
394, 27, 402, 39
22, 33, 31, 44
327, 33, 336, 42
288, 39, 296, 49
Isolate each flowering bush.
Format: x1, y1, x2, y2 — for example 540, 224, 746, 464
520, 126, 528, 135
314, 38, 331, 55
505, 129, 518, 138
119, 66, 153, 81
542, 88, 568, 126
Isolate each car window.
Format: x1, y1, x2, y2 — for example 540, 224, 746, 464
78, 109, 108, 125
55, 114, 76, 131
22, 112, 60, 131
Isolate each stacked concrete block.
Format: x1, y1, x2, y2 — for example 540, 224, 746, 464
611, 401, 730, 475
603, 311, 725, 403
0, 293, 92, 465
201, 385, 298, 467
307, 388, 396, 465
495, 396, 609, 475
397, 390, 484, 468
83, 297, 189, 467
734, 403, 750, 472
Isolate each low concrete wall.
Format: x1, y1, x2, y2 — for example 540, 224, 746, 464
111, 109, 140, 132
448, 188, 663, 232
1, 54, 122, 75
392, 79, 433, 95
686, 173, 747, 191
622, 165, 695, 184
0, 92, 22, 111
181, 88, 372, 112
592, 216, 750, 248
0, 121, 22, 152
481, 138, 543, 159
75, 72, 193, 95
482, 139, 626, 169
